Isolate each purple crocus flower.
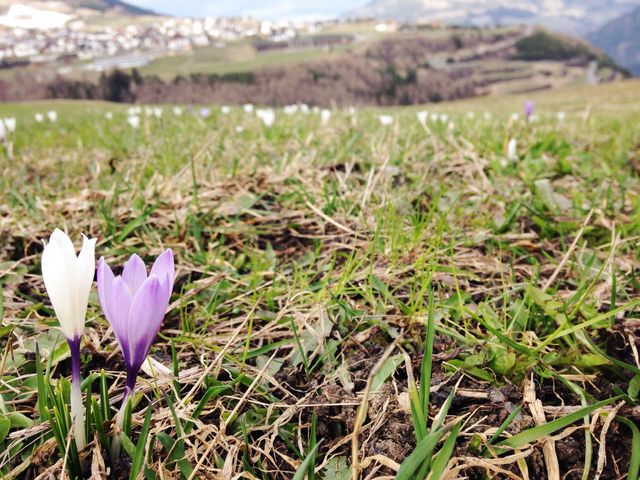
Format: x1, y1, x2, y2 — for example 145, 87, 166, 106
97, 249, 174, 397
524, 101, 534, 119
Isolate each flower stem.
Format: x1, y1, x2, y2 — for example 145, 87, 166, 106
110, 378, 135, 461
68, 337, 86, 451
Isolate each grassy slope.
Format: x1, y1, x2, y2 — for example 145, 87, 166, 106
0, 79, 640, 478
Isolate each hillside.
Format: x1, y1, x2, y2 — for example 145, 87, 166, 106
343, 0, 640, 36
2, 27, 627, 105
588, 5, 640, 76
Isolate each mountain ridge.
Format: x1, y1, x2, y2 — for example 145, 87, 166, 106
342, 0, 640, 37
588, 5, 640, 75
0, 0, 155, 17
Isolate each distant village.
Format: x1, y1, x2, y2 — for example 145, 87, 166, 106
0, 4, 371, 71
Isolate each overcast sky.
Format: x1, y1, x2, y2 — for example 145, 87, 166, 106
126, 0, 369, 20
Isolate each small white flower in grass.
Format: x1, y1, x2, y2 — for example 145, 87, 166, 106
321, 109, 331, 125
379, 114, 393, 126
447, 121, 455, 131
0, 120, 5, 141
173, 106, 183, 116
510, 113, 519, 122
47, 111, 58, 122
417, 110, 428, 125
256, 108, 275, 127
4, 117, 16, 132
105, 112, 113, 120
221, 105, 231, 114
127, 106, 141, 116
529, 114, 539, 123
128, 115, 140, 129
153, 107, 163, 118
348, 106, 356, 116
467, 111, 475, 119
439, 113, 448, 123
557, 111, 566, 122
243, 103, 254, 114
283, 104, 298, 115
507, 138, 517, 160
235, 126, 244, 133
300, 104, 310, 114
35, 113, 44, 123
312, 106, 320, 114
144, 106, 153, 117
484, 112, 492, 120
430, 113, 438, 122
200, 107, 211, 118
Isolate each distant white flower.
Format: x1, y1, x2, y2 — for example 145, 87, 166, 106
484, 112, 492, 120
105, 112, 113, 120
256, 108, 275, 127
430, 113, 438, 122
417, 110, 428, 125
510, 113, 520, 122
507, 138, 517, 160
144, 106, 153, 117
173, 106, 183, 116
243, 103, 254, 114
529, 114, 539, 123
321, 109, 331, 125
379, 114, 393, 126
35, 113, 44, 123
467, 111, 475, 119
153, 107, 163, 118
128, 106, 141, 116
447, 121, 456, 131
3, 117, 16, 132
300, 104, 310, 114
200, 107, 211, 118
312, 106, 320, 114
439, 113, 448, 123
348, 106, 357, 116
47, 111, 58, 122
235, 126, 244, 133
557, 111, 566, 122
221, 105, 231, 115
128, 115, 140, 129
283, 104, 298, 115
0, 120, 5, 141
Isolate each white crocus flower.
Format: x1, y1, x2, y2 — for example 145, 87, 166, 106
128, 115, 140, 129
153, 107, 163, 118
379, 114, 393, 126
47, 111, 58, 122
0, 120, 5, 141
221, 105, 231, 114
507, 138, 517, 160
4, 117, 16, 132
417, 111, 428, 125
41, 229, 96, 450
35, 113, 44, 123
557, 111, 566, 122
173, 106, 183, 116
243, 103, 254, 114
257, 108, 275, 127
321, 109, 331, 125
105, 112, 113, 120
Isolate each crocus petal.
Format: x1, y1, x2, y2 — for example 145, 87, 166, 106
42, 235, 75, 339
97, 257, 115, 325
127, 276, 170, 373
109, 277, 135, 367
73, 235, 96, 337
122, 254, 147, 294
149, 249, 174, 288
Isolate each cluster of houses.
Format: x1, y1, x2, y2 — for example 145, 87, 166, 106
0, 4, 327, 67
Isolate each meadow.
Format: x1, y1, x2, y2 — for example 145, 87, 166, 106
0, 79, 640, 479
